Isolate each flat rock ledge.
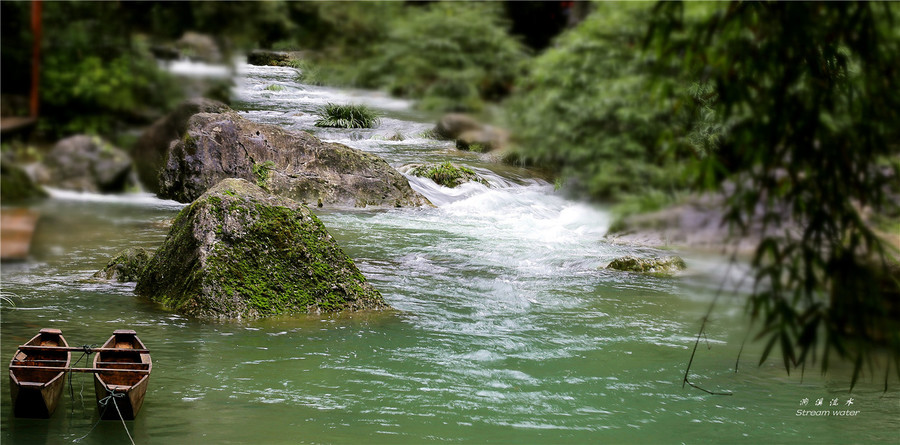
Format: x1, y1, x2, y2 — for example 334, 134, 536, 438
159, 111, 430, 209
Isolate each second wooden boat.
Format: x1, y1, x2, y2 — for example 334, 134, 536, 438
93, 329, 152, 420
8, 328, 71, 418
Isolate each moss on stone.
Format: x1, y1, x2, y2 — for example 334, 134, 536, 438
136, 178, 387, 319
409, 162, 487, 188
606, 255, 687, 275
93, 247, 152, 282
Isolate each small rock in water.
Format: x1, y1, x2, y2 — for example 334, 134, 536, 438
93, 247, 152, 282
606, 255, 687, 275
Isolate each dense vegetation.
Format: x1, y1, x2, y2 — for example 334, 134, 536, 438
647, 1, 900, 387
506, 1, 899, 388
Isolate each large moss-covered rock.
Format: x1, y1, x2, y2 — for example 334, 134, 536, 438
92, 247, 151, 282
132, 98, 231, 193
135, 178, 387, 319
606, 255, 686, 275
158, 111, 430, 208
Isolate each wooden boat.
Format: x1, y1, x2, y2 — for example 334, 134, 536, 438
93, 329, 152, 420
8, 328, 71, 418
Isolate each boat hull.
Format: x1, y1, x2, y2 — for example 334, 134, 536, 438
8, 329, 70, 418
93, 330, 151, 420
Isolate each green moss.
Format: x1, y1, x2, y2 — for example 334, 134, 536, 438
137, 179, 386, 318
265, 84, 286, 91
251, 161, 276, 189
410, 162, 487, 188
606, 255, 687, 275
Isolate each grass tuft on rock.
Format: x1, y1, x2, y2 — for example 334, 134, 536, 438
314, 103, 380, 129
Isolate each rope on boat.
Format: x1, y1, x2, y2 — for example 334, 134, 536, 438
69, 345, 97, 414
74, 389, 135, 445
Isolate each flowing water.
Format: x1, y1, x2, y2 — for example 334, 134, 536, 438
2, 63, 898, 444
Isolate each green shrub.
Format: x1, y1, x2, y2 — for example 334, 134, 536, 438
358, 2, 528, 112
314, 103, 380, 129
504, 3, 710, 201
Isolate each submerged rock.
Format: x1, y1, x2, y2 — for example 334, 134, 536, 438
93, 247, 151, 282
133, 98, 231, 193
158, 111, 430, 208
606, 255, 686, 274
41, 135, 137, 193
406, 162, 487, 188
136, 178, 388, 319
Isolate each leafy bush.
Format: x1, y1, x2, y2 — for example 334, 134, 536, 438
504, 3, 709, 201
314, 103, 380, 129
34, 2, 182, 138
358, 2, 529, 112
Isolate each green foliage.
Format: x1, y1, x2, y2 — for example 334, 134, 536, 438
36, 2, 182, 138
357, 2, 529, 112
650, 2, 900, 387
314, 103, 380, 129
504, 3, 702, 201
410, 162, 486, 188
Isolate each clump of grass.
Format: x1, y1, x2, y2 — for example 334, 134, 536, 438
314, 103, 380, 129
265, 84, 286, 92
410, 162, 487, 188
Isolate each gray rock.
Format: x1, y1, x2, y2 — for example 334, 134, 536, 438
135, 178, 388, 319
41, 135, 136, 193
175, 32, 222, 63
132, 98, 231, 193
159, 111, 430, 209
433, 113, 483, 140
433, 113, 508, 152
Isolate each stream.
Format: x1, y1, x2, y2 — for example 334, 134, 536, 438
1, 62, 897, 444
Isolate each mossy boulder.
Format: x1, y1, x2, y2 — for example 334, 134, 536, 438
41, 135, 137, 193
132, 98, 231, 193
92, 247, 151, 282
406, 162, 487, 188
158, 111, 430, 208
0, 159, 46, 202
606, 255, 687, 275
135, 178, 388, 319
